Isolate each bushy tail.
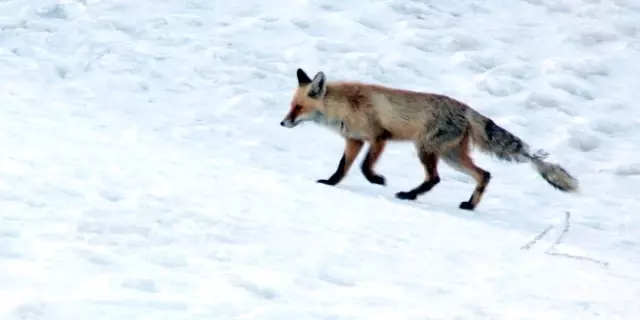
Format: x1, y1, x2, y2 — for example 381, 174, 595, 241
465, 109, 579, 193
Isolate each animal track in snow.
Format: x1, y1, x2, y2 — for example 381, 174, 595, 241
229, 276, 280, 300
451, 52, 501, 73
523, 92, 574, 115
290, 19, 310, 30
548, 76, 596, 100
474, 73, 524, 97
314, 39, 353, 53
144, 251, 188, 269
0, 228, 20, 239
76, 222, 151, 238
122, 278, 159, 293
440, 32, 482, 52
11, 302, 56, 320
591, 116, 635, 136
357, 16, 388, 33
317, 266, 356, 287
0, 240, 22, 259
76, 248, 117, 267
613, 163, 640, 176
571, 28, 619, 47
567, 123, 602, 152
614, 19, 639, 37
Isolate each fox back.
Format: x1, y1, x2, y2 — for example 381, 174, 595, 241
280, 68, 469, 142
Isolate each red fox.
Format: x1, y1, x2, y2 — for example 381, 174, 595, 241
280, 68, 579, 210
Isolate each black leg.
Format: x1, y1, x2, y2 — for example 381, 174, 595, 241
360, 130, 391, 185
317, 155, 347, 185
458, 170, 491, 210
317, 138, 364, 186
396, 151, 440, 200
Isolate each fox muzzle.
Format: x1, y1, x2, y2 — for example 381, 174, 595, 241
280, 110, 325, 128
280, 118, 295, 128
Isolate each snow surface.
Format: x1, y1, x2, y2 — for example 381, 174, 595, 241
1, 0, 639, 319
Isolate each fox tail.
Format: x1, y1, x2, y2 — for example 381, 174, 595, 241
465, 109, 579, 193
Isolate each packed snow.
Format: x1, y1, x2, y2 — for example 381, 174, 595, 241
0, 0, 639, 319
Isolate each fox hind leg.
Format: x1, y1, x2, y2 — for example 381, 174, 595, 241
318, 138, 364, 186
441, 133, 491, 210
395, 120, 465, 201
395, 147, 441, 200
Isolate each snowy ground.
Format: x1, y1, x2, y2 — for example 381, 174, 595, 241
0, 0, 639, 319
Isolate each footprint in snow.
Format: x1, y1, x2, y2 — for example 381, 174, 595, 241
474, 74, 524, 97
122, 278, 159, 293
0, 241, 22, 259
591, 115, 635, 135
75, 248, 116, 267
548, 77, 596, 100
357, 17, 387, 33
404, 37, 439, 53
523, 92, 574, 115
615, 20, 639, 37
230, 278, 279, 300
0, 229, 19, 239
76, 222, 151, 237
613, 164, 640, 176
11, 302, 55, 320
571, 28, 619, 47
451, 52, 501, 73
567, 125, 601, 152
440, 32, 482, 52
314, 40, 353, 53
317, 268, 356, 287
99, 188, 125, 202
35, 4, 72, 20
145, 252, 188, 269
291, 19, 310, 30
318, 3, 344, 12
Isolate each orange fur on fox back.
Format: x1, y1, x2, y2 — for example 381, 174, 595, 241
317, 82, 461, 141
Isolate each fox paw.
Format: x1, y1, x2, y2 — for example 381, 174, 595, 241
317, 179, 338, 186
395, 191, 417, 200
365, 174, 386, 186
458, 201, 475, 211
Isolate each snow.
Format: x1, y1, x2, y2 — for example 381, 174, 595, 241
0, 0, 639, 318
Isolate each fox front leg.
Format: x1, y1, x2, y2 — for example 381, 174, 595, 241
317, 138, 364, 186
359, 129, 392, 185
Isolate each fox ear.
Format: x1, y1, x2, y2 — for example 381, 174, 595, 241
296, 68, 312, 86
307, 71, 327, 99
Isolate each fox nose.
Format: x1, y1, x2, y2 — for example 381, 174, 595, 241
280, 121, 285, 126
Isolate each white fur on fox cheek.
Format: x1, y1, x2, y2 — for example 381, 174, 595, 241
289, 114, 310, 127
290, 111, 320, 126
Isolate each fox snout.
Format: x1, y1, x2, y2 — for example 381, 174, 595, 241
280, 110, 298, 128
280, 114, 306, 128
280, 108, 324, 128
280, 104, 302, 128
280, 118, 294, 128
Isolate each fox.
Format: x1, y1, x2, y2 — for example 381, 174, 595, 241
280, 68, 579, 210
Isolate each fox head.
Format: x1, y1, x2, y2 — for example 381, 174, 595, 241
280, 68, 328, 128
